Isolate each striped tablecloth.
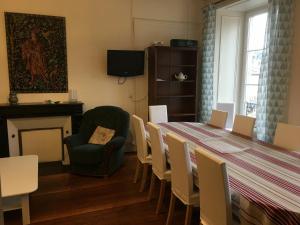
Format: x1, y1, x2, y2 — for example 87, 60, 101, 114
155, 122, 300, 225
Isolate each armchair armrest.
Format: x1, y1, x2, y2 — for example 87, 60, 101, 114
104, 136, 126, 152
103, 136, 126, 176
64, 133, 86, 148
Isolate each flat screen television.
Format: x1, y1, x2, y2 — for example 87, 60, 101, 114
107, 50, 145, 77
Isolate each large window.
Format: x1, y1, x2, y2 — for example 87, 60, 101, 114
241, 11, 268, 117
214, 4, 268, 126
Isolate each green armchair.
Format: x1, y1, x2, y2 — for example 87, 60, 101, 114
64, 106, 130, 176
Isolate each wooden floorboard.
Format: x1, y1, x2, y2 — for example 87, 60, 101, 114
4, 154, 199, 225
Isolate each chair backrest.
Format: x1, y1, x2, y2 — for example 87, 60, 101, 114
232, 115, 256, 138
195, 147, 232, 225
0, 174, 4, 225
274, 122, 300, 151
80, 106, 130, 140
132, 115, 149, 161
208, 110, 228, 129
149, 105, 168, 124
147, 122, 167, 179
166, 133, 194, 203
216, 103, 235, 129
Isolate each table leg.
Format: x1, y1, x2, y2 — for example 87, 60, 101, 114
21, 195, 30, 225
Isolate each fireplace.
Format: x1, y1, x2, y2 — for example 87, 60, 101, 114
7, 116, 71, 163
0, 102, 83, 162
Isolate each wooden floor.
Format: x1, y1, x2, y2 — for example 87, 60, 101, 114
4, 154, 200, 225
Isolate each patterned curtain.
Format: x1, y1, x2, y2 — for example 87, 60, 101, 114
200, 4, 216, 123
256, 0, 294, 142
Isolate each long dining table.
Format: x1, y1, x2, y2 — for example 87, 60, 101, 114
147, 122, 300, 225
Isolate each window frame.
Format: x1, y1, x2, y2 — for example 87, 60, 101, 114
239, 7, 268, 117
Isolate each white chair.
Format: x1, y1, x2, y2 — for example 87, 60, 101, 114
195, 147, 232, 225
232, 115, 256, 138
208, 109, 228, 129
216, 103, 235, 129
147, 122, 171, 214
0, 175, 4, 225
165, 133, 199, 225
149, 105, 168, 124
274, 122, 300, 151
132, 115, 152, 192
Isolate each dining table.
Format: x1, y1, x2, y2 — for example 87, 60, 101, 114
147, 122, 300, 225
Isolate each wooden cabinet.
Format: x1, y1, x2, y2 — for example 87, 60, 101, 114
148, 46, 199, 122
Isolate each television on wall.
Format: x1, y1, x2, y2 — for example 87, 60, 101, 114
107, 50, 145, 77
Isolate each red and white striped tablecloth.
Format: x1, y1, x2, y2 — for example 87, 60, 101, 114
156, 122, 300, 225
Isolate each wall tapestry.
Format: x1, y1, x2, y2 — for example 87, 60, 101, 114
5, 12, 68, 93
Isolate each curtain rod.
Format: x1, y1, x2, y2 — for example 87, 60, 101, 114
203, 0, 240, 9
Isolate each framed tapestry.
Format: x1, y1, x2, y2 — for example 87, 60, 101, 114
5, 12, 68, 93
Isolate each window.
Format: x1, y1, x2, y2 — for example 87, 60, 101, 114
214, 3, 268, 126
241, 12, 268, 117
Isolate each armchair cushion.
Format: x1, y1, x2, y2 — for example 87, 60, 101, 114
72, 144, 105, 164
88, 126, 115, 145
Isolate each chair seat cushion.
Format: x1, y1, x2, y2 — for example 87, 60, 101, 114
140, 154, 152, 164
173, 189, 199, 206
155, 169, 171, 181
71, 144, 105, 164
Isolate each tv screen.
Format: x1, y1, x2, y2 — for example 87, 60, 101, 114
107, 50, 145, 77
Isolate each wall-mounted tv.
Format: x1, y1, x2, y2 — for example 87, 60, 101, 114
107, 50, 145, 77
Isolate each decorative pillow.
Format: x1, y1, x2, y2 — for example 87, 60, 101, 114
88, 126, 115, 145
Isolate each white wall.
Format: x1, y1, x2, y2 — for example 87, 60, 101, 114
0, 0, 202, 121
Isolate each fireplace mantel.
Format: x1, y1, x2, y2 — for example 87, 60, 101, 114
0, 102, 83, 157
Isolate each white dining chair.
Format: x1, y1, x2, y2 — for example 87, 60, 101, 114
132, 115, 152, 192
232, 115, 256, 138
216, 103, 235, 129
195, 147, 232, 225
165, 133, 199, 225
208, 109, 228, 129
149, 105, 168, 124
0, 174, 4, 225
147, 122, 171, 214
274, 122, 300, 151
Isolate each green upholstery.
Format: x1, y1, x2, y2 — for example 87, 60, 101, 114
64, 106, 130, 176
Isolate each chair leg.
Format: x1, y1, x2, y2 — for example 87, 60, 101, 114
133, 159, 142, 183
156, 179, 166, 214
166, 192, 176, 225
184, 205, 193, 225
0, 210, 4, 225
21, 195, 30, 225
139, 163, 149, 192
148, 172, 156, 200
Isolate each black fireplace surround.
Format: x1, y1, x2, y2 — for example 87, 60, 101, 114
0, 102, 83, 157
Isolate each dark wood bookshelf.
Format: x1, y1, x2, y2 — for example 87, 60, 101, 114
148, 46, 199, 122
